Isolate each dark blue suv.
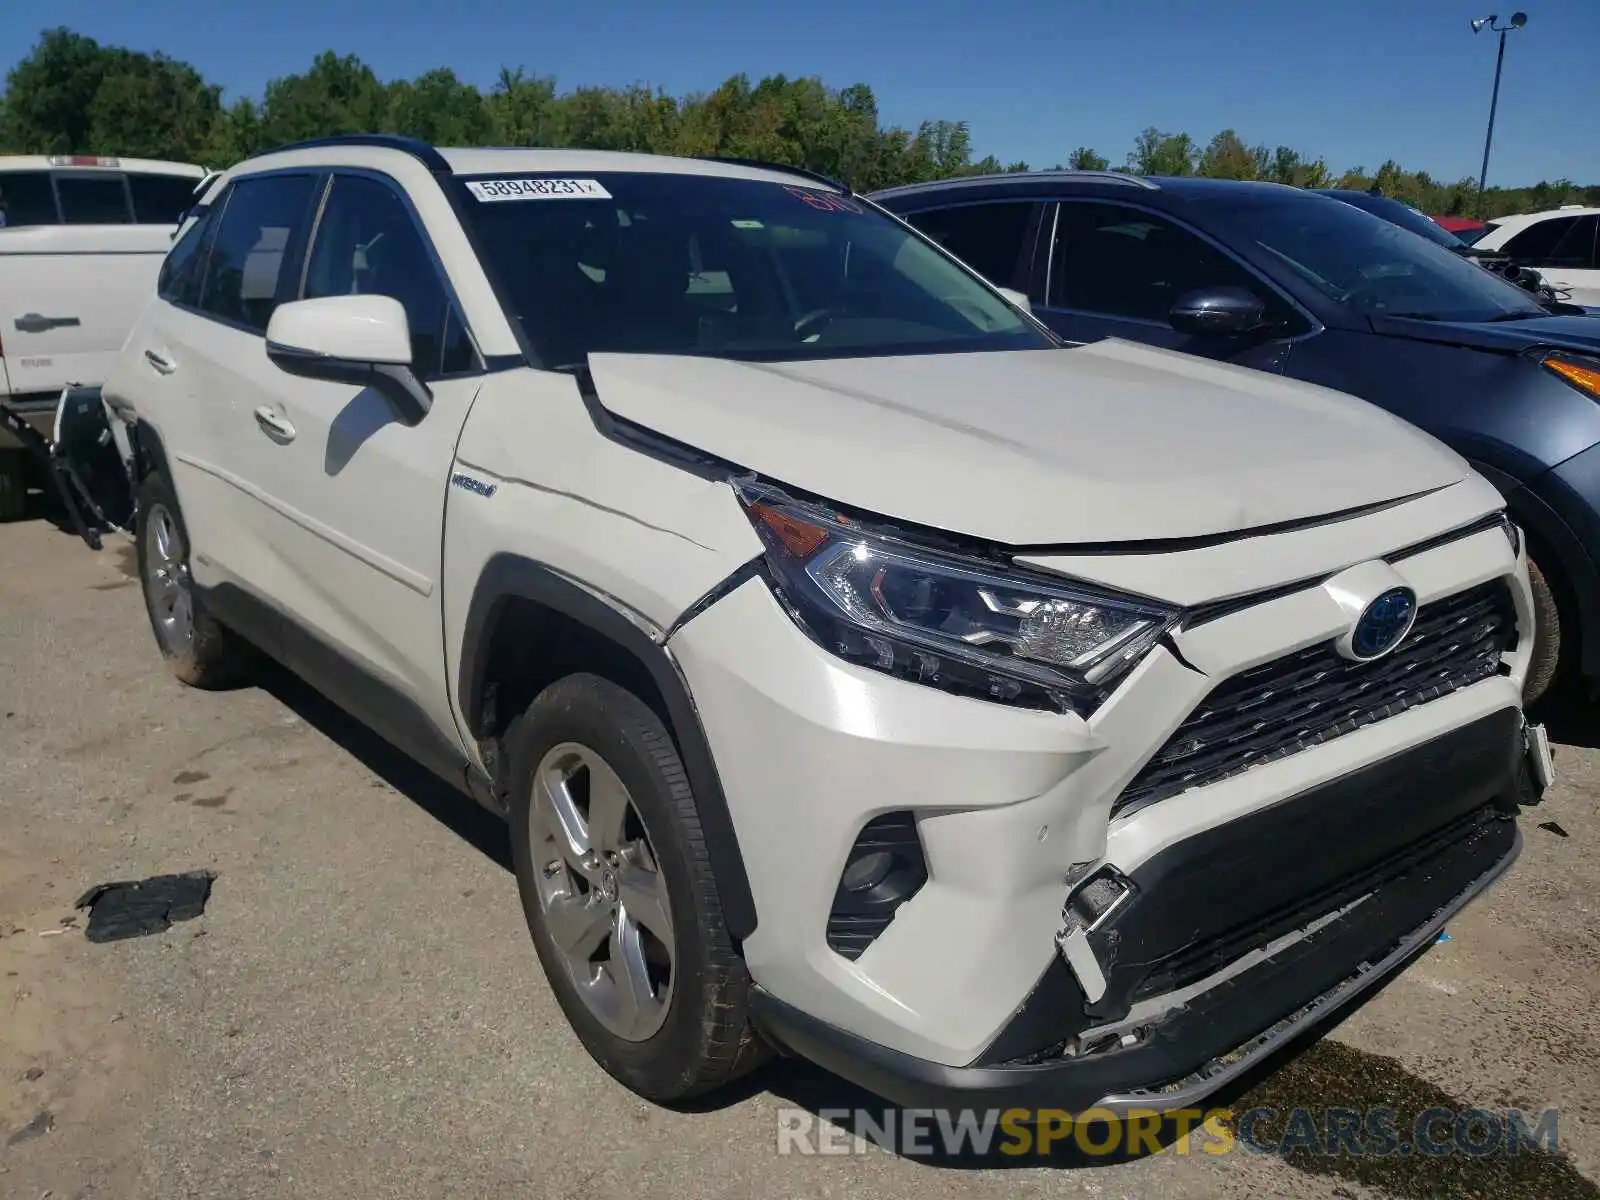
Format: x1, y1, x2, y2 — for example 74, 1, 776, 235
871, 172, 1600, 703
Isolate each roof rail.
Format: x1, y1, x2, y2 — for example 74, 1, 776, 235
870, 169, 1161, 200
266, 133, 451, 174
701, 156, 847, 192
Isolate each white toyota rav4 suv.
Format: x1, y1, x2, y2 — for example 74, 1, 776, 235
101, 135, 1550, 1112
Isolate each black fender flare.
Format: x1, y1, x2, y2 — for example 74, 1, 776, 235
131, 417, 173, 483
458, 554, 758, 940
1469, 457, 1600, 680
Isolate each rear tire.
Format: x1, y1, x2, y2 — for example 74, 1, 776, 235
0, 451, 26, 522
135, 469, 247, 689
506, 672, 767, 1102
1524, 552, 1563, 706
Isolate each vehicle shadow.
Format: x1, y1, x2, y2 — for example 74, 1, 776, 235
238, 654, 1594, 1195
1529, 683, 1600, 751
681, 966, 1421, 1168
252, 656, 512, 872
675, 945, 1595, 1195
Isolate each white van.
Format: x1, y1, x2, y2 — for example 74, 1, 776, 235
0, 155, 207, 518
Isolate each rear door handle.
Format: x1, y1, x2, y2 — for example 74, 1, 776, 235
14, 312, 81, 333
253, 406, 296, 443
143, 348, 177, 375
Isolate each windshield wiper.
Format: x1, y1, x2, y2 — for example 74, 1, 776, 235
1383, 312, 1444, 321
1483, 310, 1547, 322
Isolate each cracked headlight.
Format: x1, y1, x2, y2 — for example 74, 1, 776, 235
737, 482, 1179, 715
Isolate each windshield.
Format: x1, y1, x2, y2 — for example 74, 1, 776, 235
1317, 191, 1466, 250
458, 172, 1051, 365
1210, 195, 1546, 322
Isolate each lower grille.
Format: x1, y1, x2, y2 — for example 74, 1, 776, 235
1116, 579, 1517, 814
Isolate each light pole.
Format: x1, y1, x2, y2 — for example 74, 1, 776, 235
1471, 12, 1527, 217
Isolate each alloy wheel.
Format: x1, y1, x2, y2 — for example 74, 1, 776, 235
143, 504, 195, 654
530, 742, 676, 1041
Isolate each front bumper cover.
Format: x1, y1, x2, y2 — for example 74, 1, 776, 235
751, 707, 1527, 1114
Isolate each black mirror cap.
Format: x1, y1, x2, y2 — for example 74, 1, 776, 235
1168, 286, 1269, 336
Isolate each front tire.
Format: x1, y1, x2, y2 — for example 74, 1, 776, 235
507, 672, 767, 1102
1524, 552, 1563, 706
135, 469, 247, 688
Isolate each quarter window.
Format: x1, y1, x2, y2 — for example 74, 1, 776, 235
159, 208, 219, 308
1048, 201, 1268, 323
905, 202, 1037, 288
198, 173, 319, 333
303, 174, 475, 377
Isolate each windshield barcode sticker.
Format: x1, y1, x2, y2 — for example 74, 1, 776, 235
466, 178, 612, 202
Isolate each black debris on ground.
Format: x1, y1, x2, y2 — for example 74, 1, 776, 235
73, 871, 216, 943
1539, 820, 1571, 839
5, 1110, 55, 1146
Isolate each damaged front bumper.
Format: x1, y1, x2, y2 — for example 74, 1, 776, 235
751, 707, 1536, 1115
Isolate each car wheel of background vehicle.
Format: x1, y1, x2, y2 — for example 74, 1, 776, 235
1524, 552, 1563, 706
135, 470, 247, 689
0, 451, 26, 522
506, 672, 768, 1102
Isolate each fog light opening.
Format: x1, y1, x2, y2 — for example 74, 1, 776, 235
825, 812, 929, 960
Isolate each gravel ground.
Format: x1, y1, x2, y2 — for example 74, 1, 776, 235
1, 513, 1597, 1200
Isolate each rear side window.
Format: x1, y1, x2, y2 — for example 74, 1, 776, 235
1544, 215, 1599, 270
0, 172, 59, 226
129, 173, 201, 224
905, 202, 1037, 289
1500, 216, 1578, 264
198, 173, 320, 333
303, 173, 476, 376
56, 174, 132, 224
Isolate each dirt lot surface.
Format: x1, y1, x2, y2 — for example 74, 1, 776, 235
2, 514, 1598, 1200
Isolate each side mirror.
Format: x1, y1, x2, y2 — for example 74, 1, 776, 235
997, 286, 1033, 313
265, 295, 431, 425
1168, 286, 1269, 336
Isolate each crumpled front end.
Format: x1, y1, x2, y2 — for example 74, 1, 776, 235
668, 480, 1542, 1109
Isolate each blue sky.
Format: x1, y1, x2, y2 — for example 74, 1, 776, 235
2, 0, 1593, 185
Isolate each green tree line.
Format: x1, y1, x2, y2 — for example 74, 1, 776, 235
2, 27, 1594, 219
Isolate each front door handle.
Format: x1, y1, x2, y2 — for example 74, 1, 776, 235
253, 406, 296, 443
14, 312, 81, 333
143, 348, 177, 375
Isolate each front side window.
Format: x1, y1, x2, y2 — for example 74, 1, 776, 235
1206, 195, 1547, 322
55, 174, 131, 224
459, 172, 1050, 367
303, 174, 476, 376
904, 202, 1037, 289
198, 173, 319, 333
1048, 201, 1268, 322
0, 171, 59, 226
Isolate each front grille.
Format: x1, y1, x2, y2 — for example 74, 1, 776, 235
1115, 579, 1517, 814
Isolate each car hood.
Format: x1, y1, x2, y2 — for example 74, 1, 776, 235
586, 340, 1470, 546
1371, 311, 1600, 356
